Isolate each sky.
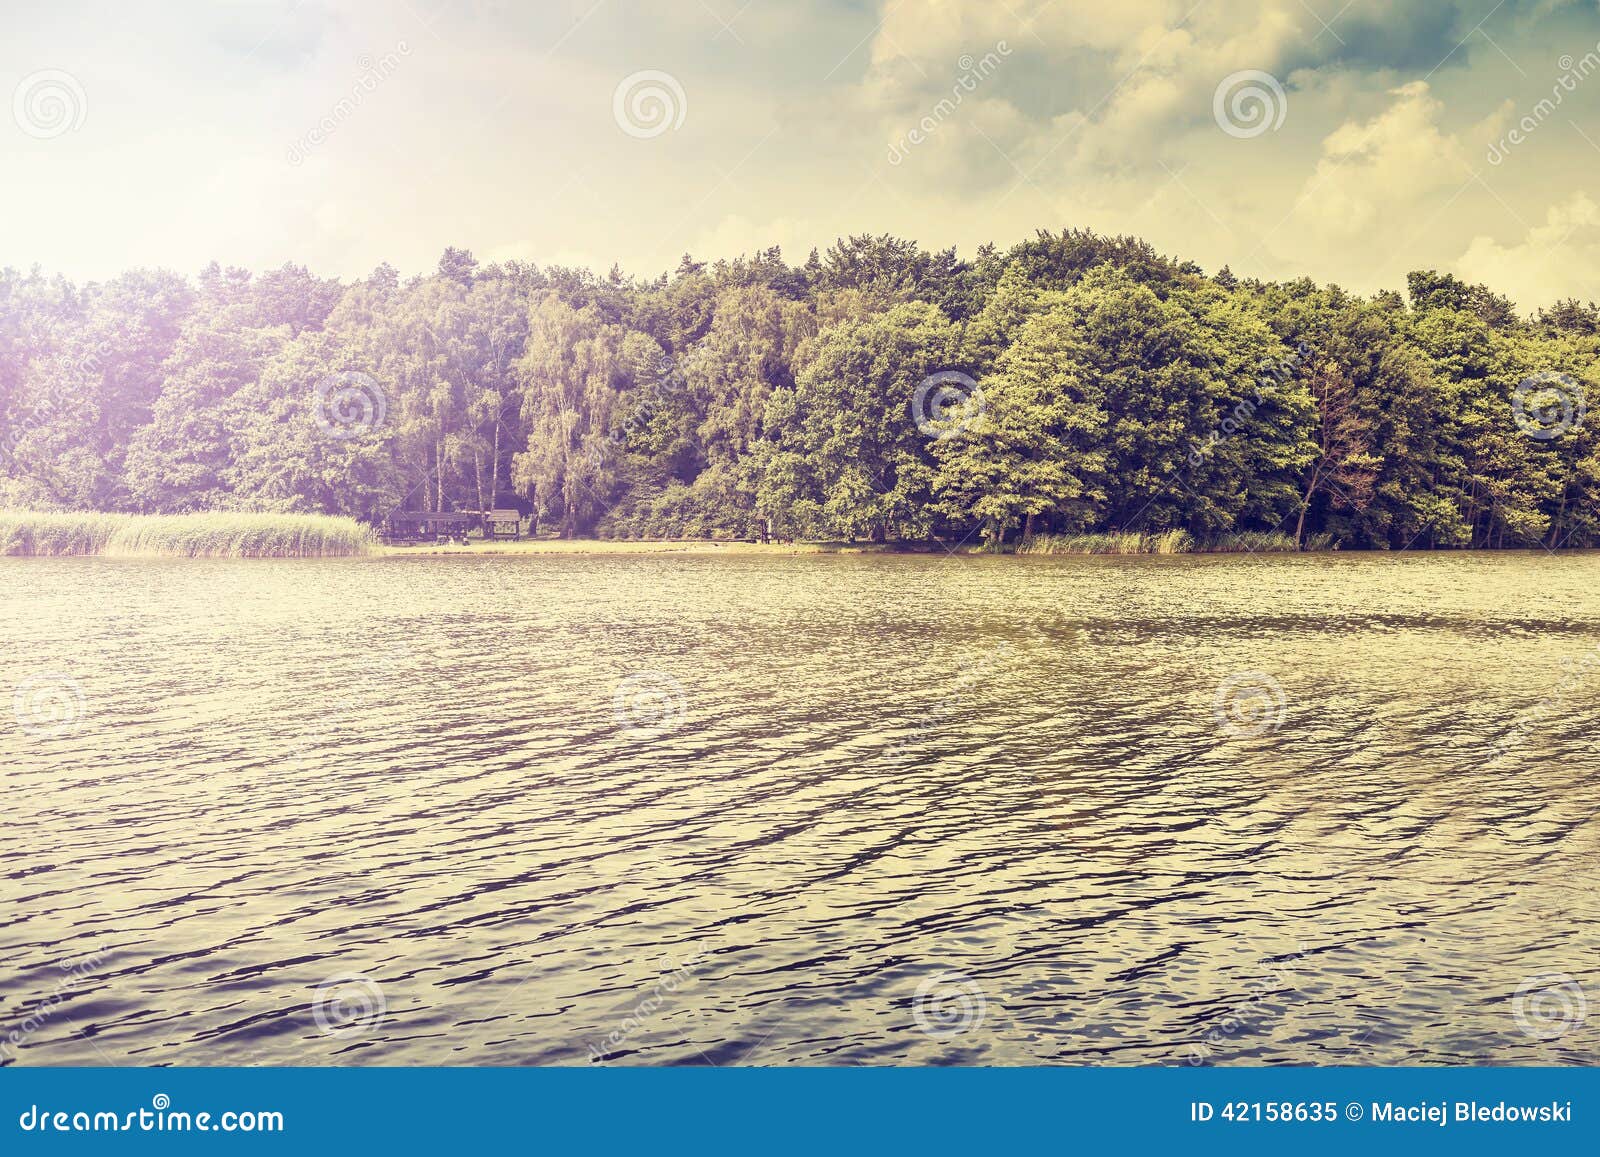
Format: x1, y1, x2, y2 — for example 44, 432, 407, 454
5, 0, 1600, 309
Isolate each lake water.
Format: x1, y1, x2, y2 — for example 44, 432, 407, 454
3, 551, 1598, 1066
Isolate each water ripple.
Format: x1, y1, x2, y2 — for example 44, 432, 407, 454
2, 552, 1598, 1066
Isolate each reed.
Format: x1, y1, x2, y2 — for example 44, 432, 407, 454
1202, 531, 1337, 553
1203, 531, 1299, 553
1018, 529, 1343, 555
0, 510, 374, 558
1017, 529, 1196, 555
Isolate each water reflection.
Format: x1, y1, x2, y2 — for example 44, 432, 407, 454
2, 551, 1598, 1065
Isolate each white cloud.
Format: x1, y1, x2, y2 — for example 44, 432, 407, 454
1293, 81, 1471, 238
1457, 193, 1600, 308
6, 0, 1600, 304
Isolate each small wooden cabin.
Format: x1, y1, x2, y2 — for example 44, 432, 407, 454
483, 509, 522, 539
384, 511, 477, 543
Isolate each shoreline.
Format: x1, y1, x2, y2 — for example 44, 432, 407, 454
4, 514, 1593, 560
373, 538, 1594, 558
379, 539, 910, 556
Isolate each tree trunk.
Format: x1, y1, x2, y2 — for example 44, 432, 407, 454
1294, 471, 1318, 549
1023, 511, 1035, 542
490, 419, 502, 509
434, 439, 445, 512
1550, 478, 1570, 549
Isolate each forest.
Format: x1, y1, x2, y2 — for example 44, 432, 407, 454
1, 230, 1596, 550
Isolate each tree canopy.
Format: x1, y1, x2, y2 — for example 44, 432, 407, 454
3, 230, 1596, 549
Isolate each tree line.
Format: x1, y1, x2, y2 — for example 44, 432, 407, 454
2, 231, 1596, 549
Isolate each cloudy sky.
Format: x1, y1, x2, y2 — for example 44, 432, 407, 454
5, 0, 1600, 308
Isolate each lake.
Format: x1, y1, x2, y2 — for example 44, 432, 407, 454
3, 551, 1597, 1066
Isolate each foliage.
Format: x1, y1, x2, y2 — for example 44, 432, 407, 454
2, 235, 1596, 550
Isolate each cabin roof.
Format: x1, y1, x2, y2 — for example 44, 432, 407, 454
387, 511, 476, 524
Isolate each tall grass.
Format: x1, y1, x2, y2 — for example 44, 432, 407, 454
1203, 531, 1297, 553
1018, 529, 1195, 555
1018, 529, 1339, 554
0, 511, 124, 556
1202, 531, 1337, 552
0, 511, 374, 558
